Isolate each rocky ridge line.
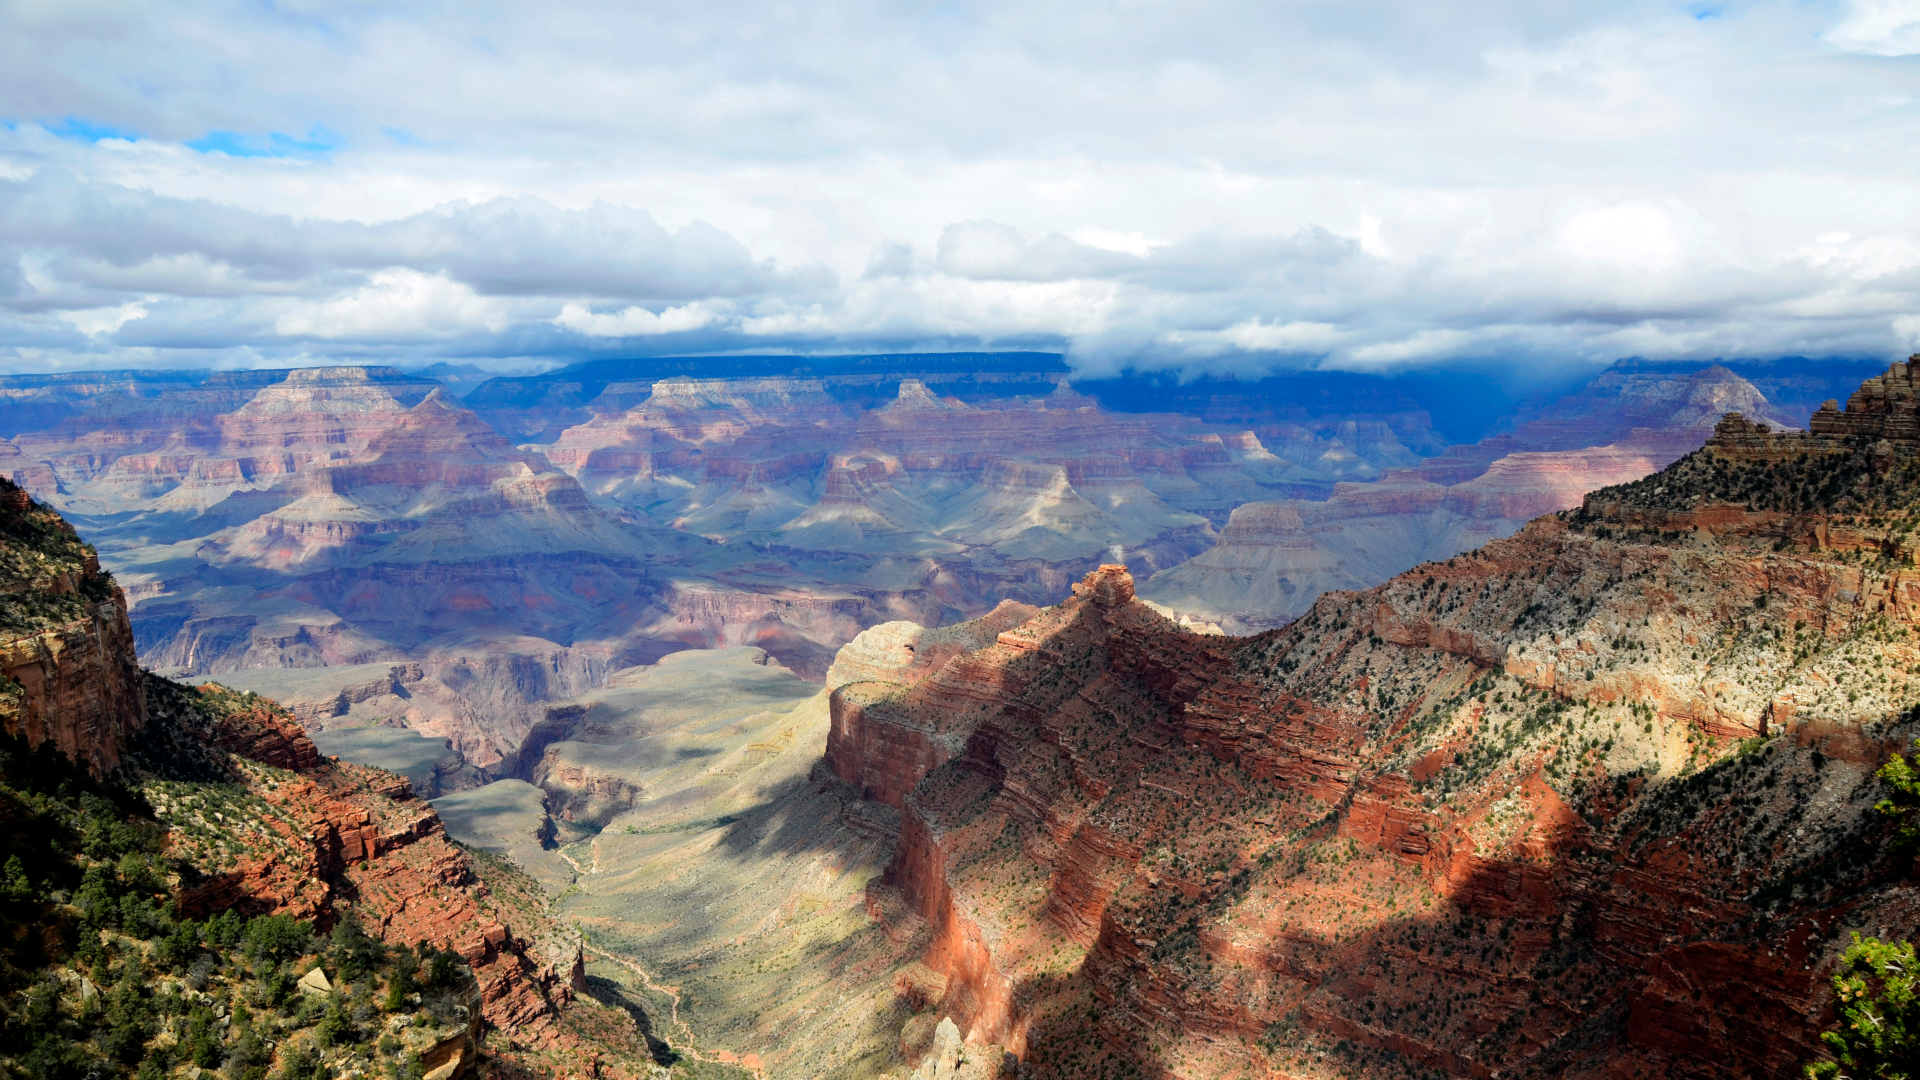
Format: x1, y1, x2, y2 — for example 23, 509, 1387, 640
819, 360, 1920, 1078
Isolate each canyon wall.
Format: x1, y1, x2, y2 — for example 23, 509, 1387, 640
793, 365, 1920, 1079
131, 680, 630, 1073
0, 589, 146, 776
0, 358, 1820, 850
0, 478, 658, 1076
0, 480, 147, 774
1140, 366, 1791, 633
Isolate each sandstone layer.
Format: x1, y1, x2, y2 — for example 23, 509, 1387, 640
131, 679, 661, 1075
536, 360, 1920, 1080
0, 477, 147, 774
0, 480, 671, 1078
0, 357, 1827, 832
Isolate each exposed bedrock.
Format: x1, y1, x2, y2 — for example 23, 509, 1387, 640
837, 499, 1920, 1078
0, 483, 149, 775
0, 590, 147, 775
0, 359, 1856, 878
152, 697, 592, 1059
827, 600, 1043, 810
1141, 437, 1692, 634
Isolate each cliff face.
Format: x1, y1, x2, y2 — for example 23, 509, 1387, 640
828, 363, 1920, 1079
0, 359, 1803, 792
143, 683, 592, 1055
0, 478, 146, 774
0, 485, 661, 1078
826, 600, 1041, 808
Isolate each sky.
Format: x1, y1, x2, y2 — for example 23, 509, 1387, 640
5, 0, 1920, 380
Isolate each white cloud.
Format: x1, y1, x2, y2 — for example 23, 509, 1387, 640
3, 1, 1920, 375
1892, 313, 1920, 349
1162, 319, 1344, 358
1345, 329, 1480, 367
59, 301, 146, 336
1560, 205, 1684, 271
1829, 0, 1920, 56
273, 269, 506, 340
553, 301, 723, 337
1072, 229, 1159, 257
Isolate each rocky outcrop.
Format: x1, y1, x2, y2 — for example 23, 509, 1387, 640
0, 591, 147, 775
151, 685, 592, 1059
827, 598, 1053, 812
1140, 437, 1670, 632
205, 693, 324, 772
1503, 363, 1800, 453
1808, 356, 1920, 440
835, 463, 1920, 1080
0, 479, 147, 775
0, 358, 1842, 832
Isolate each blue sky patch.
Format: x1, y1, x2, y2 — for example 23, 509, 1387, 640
47, 118, 142, 143
187, 127, 341, 158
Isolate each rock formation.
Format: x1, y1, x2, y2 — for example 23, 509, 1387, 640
0, 359, 1470, 781
131, 681, 641, 1074
0, 484, 666, 1077
519, 360, 1920, 1079
0, 477, 146, 774
1142, 366, 1795, 631
0, 356, 1832, 851
1139, 444, 1676, 632
1501, 362, 1800, 453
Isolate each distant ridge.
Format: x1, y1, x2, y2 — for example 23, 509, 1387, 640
1596, 355, 1887, 426
463, 351, 1070, 408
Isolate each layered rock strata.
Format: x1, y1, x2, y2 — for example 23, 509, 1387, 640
0, 358, 1838, 819
0, 478, 147, 774
795, 370, 1920, 1079
1140, 439, 1672, 632
384, 360, 1920, 1080
847, 538, 1899, 1077
0, 481, 662, 1077
143, 683, 590, 1047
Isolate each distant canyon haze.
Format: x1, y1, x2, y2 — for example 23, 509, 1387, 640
0, 354, 1877, 779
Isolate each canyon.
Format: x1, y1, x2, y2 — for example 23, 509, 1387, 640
1136, 364, 1804, 631
0, 355, 1854, 781
3, 356, 1918, 1078
0, 472, 671, 1078
436, 358, 1920, 1079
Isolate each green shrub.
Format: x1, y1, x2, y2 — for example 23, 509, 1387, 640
243, 915, 313, 964
314, 1002, 352, 1048
1807, 934, 1920, 1079
330, 914, 386, 981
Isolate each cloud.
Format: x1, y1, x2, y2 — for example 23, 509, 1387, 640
935, 221, 1140, 281
0, 171, 825, 302
1345, 329, 1480, 366
552, 300, 723, 337
1160, 320, 1344, 359
1828, 0, 1920, 55
1560, 205, 1684, 270
1, 1, 1920, 377
273, 270, 506, 340
59, 300, 147, 337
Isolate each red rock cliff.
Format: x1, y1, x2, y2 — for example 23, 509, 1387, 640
852, 454, 1920, 1080
0, 481, 146, 775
